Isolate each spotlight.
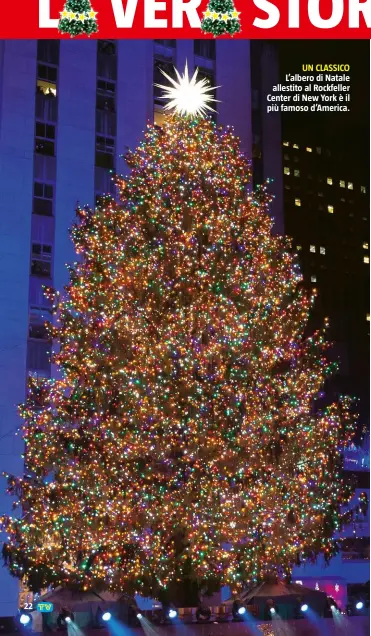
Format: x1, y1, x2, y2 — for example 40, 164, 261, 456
270, 607, 276, 615
232, 600, 246, 620
301, 604, 308, 612
168, 609, 177, 619
356, 601, 364, 610
20, 614, 31, 626
136, 613, 143, 620
102, 612, 111, 622
57, 610, 74, 629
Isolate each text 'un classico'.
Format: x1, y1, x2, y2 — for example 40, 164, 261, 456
302, 64, 350, 72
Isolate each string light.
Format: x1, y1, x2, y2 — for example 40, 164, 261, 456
0, 113, 355, 596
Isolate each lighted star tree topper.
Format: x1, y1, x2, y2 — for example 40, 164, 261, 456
58, 0, 98, 37
1, 65, 355, 600
201, 0, 241, 37
155, 62, 219, 117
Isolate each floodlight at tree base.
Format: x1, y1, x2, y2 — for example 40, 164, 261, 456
356, 602, 364, 610
238, 606, 246, 615
168, 609, 177, 619
20, 614, 31, 626
301, 604, 308, 612
102, 612, 112, 622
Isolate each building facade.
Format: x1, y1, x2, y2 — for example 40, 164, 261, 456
282, 137, 370, 603
0, 38, 283, 618
281, 136, 369, 422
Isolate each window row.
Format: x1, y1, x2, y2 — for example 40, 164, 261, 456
283, 141, 323, 154
294, 198, 334, 214
284, 166, 366, 193
284, 167, 300, 177
309, 245, 326, 255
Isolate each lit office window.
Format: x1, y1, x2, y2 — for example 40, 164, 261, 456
367, 314, 370, 322
306, 147, 313, 152
295, 198, 301, 206
294, 169, 300, 177
310, 245, 316, 253
320, 247, 326, 255
311, 275, 317, 282
340, 180, 345, 188
37, 78, 57, 96
328, 205, 334, 214
297, 245, 302, 251
293, 143, 299, 149
283, 141, 289, 146
363, 242, 369, 250
364, 256, 370, 264
348, 182, 353, 190
361, 185, 366, 194
284, 167, 290, 175
327, 177, 333, 185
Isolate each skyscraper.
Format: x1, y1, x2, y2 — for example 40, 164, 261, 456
279, 40, 370, 601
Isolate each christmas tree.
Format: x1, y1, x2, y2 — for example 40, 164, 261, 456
1, 67, 354, 599
58, 0, 98, 37
201, 0, 241, 37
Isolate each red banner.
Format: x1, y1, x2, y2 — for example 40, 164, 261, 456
0, 0, 370, 39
